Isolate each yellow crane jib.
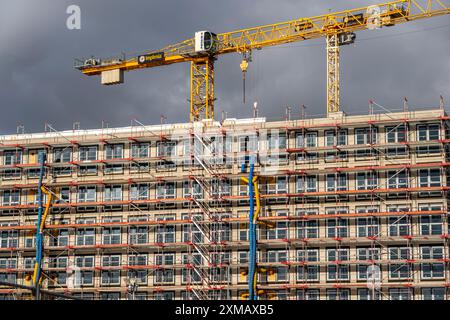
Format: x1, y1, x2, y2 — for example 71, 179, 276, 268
75, 0, 450, 120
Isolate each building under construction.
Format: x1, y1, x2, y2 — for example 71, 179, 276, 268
1, 106, 450, 300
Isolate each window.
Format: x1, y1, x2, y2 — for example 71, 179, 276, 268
389, 288, 412, 300
128, 254, 148, 285
387, 170, 409, 189
182, 214, 203, 243
102, 218, 121, 245
297, 249, 319, 282
297, 289, 319, 300
129, 217, 148, 245
239, 135, 258, 152
0, 222, 18, 248
386, 146, 407, 157
156, 182, 175, 199
357, 218, 379, 237
53, 166, 71, 176
325, 151, 347, 162
327, 264, 349, 281
157, 141, 176, 157
211, 214, 231, 242
326, 208, 348, 238
266, 176, 288, 194
267, 212, 288, 240
76, 219, 96, 246
419, 169, 441, 187
389, 217, 411, 236
23, 257, 35, 269
51, 225, 69, 247
267, 250, 288, 282
422, 287, 445, 300
131, 143, 149, 158
154, 253, 175, 284
53, 147, 72, 163
181, 253, 202, 284
74, 255, 94, 285
417, 124, 440, 141
268, 132, 287, 150
355, 148, 378, 159
297, 220, 318, 239
386, 124, 407, 143
101, 255, 121, 286
156, 216, 175, 243
79, 146, 97, 161
358, 288, 381, 300
327, 248, 349, 262
182, 180, 203, 199
326, 173, 347, 191
296, 175, 317, 193
105, 144, 123, 159
78, 186, 96, 203
389, 247, 411, 280
355, 127, 378, 145
0, 259, 17, 283
154, 292, 175, 300
104, 164, 123, 174
416, 145, 441, 156
296, 206, 319, 240
327, 248, 350, 281
325, 129, 347, 146
79, 165, 97, 175
327, 220, 348, 241
356, 172, 378, 190
327, 289, 350, 300
2, 190, 20, 206
357, 248, 381, 281
211, 179, 231, 197
104, 185, 122, 202
305, 132, 317, 147
130, 184, 149, 201
4, 150, 22, 165
420, 215, 443, 235
100, 292, 121, 300
420, 246, 444, 279
57, 187, 70, 203
357, 247, 381, 261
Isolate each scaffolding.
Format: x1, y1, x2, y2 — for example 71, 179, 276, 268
0, 107, 450, 300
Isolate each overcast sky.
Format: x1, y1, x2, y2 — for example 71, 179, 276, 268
0, 0, 449, 134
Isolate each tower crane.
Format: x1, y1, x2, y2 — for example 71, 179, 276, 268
75, 0, 450, 121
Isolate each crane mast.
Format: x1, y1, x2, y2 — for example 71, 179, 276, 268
75, 0, 450, 121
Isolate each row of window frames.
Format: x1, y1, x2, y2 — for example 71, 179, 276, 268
296, 146, 443, 162
294, 124, 441, 147
0, 289, 442, 301
1, 264, 444, 287
1, 124, 442, 165
0, 289, 441, 300
0, 204, 444, 229
2, 144, 163, 165
0, 216, 444, 249
0, 246, 445, 269
0, 170, 443, 206
295, 288, 446, 300
1, 147, 444, 179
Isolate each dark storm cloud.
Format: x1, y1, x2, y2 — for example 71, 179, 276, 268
0, 0, 449, 134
